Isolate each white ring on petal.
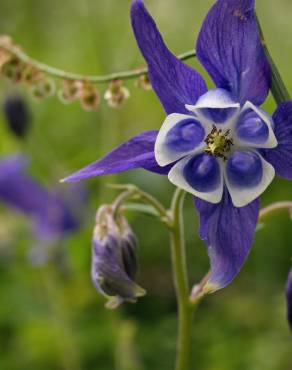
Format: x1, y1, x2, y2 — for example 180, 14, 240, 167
185, 88, 240, 128
234, 101, 278, 149
155, 113, 207, 166
168, 155, 224, 204
224, 151, 275, 208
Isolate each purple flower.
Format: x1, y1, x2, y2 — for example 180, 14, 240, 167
63, 0, 292, 292
286, 269, 292, 331
92, 205, 145, 307
0, 155, 79, 245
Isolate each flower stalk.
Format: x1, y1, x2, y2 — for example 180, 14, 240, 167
0, 40, 196, 84
169, 189, 193, 370
105, 183, 292, 370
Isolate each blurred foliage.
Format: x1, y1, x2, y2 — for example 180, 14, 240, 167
0, 0, 291, 369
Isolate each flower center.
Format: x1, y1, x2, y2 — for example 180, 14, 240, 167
204, 125, 233, 160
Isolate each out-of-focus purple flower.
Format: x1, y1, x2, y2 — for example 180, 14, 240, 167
63, 0, 292, 306
286, 268, 292, 331
3, 94, 31, 139
92, 205, 145, 308
0, 155, 79, 249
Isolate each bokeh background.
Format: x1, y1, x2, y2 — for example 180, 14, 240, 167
0, 0, 292, 369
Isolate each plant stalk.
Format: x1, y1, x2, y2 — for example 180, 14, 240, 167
169, 189, 194, 370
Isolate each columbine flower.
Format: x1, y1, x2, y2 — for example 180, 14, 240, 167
92, 205, 145, 308
286, 269, 292, 331
0, 155, 79, 252
63, 0, 292, 295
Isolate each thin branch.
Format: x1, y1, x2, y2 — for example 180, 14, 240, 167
259, 201, 292, 220
0, 42, 196, 84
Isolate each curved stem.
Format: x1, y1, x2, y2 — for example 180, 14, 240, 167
137, 188, 170, 223
259, 201, 292, 220
112, 190, 136, 218
110, 184, 170, 223
256, 14, 291, 104
169, 189, 194, 370
0, 42, 196, 84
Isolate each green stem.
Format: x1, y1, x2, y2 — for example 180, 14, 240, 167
169, 189, 194, 370
0, 42, 196, 84
256, 14, 291, 104
259, 201, 292, 220
110, 184, 170, 223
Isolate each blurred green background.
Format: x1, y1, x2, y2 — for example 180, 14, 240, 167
0, 0, 292, 369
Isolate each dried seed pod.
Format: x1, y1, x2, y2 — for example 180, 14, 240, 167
79, 82, 100, 111
104, 80, 130, 108
58, 79, 82, 104
31, 78, 56, 99
136, 74, 152, 91
0, 49, 12, 71
21, 65, 43, 86
1, 58, 25, 83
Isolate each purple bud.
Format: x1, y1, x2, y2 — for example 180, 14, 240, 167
3, 95, 31, 139
286, 268, 292, 331
91, 205, 145, 307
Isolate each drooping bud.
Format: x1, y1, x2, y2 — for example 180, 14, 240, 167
104, 80, 130, 108
136, 74, 152, 91
91, 205, 145, 308
3, 94, 31, 139
79, 82, 100, 111
286, 268, 292, 331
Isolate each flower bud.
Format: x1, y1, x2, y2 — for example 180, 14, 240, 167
79, 82, 100, 111
104, 80, 130, 108
136, 74, 152, 91
91, 205, 145, 308
286, 268, 292, 331
3, 94, 31, 139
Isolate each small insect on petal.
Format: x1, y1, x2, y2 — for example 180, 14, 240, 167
104, 80, 130, 108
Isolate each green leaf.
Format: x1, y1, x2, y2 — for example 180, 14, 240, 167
123, 203, 161, 218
